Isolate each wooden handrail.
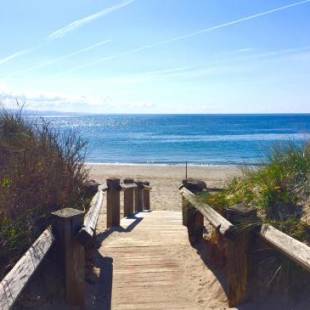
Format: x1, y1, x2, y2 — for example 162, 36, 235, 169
120, 183, 138, 190
0, 185, 107, 308
180, 187, 234, 236
180, 181, 310, 307
260, 224, 310, 272
181, 185, 310, 271
0, 227, 54, 310
99, 184, 108, 192
78, 190, 104, 246
143, 184, 152, 191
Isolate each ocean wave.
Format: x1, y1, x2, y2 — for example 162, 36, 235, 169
107, 133, 310, 143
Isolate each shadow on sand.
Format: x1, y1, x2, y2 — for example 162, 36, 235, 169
190, 228, 310, 310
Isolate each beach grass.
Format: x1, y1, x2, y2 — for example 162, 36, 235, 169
201, 142, 310, 243
0, 108, 90, 279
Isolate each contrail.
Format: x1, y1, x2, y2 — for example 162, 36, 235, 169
156, 0, 310, 43
64, 0, 310, 73
48, 0, 135, 40
7, 40, 111, 77
0, 48, 34, 66
0, 0, 134, 67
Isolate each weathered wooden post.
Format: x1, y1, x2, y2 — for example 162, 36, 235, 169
51, 208, 85, 306
224, 204, 258, 307
123, 178, 135, 217
143, 181, 151, 211
182, 179, 207, 245
107, 178, 121, 228
135, 181, 144, 213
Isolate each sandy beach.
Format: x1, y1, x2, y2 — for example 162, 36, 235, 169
88, 164, 242, 211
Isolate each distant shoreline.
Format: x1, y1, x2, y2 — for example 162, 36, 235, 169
85, 162, 262, 167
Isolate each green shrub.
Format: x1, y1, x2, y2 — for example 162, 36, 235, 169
202, 142, 310, 243
0, 109, 90, 279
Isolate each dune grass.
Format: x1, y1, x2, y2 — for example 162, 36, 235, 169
202, 143, 310, 242
0, 109, 91, 279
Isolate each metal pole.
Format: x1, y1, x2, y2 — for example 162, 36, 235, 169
185, 161, 188, 180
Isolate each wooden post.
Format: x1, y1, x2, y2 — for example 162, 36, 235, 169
224, 204, 258, 307
107, 178, 121, 228
187, 208, 204, 245
124, 178, 135, 217
182, 195, 189, 226
135, 181, 144, 213
143, 181, 151, 211
51, 208, 85, 306
182, 179, 206, 245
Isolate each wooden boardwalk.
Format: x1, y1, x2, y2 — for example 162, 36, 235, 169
87, 210, 228, 310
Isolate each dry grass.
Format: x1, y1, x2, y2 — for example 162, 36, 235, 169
0, 109, 90, 279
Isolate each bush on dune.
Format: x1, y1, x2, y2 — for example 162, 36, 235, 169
0, 108, 90, 279
203, 143, 310, 243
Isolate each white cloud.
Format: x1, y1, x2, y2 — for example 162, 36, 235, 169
0, 85, 111, 112
48, 0, 135, 40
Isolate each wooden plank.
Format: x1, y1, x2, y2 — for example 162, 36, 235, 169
84, 190, 104, 233
98, 184, 108, 192
93, 211, 228, 309
260, 224, 310, 272
180, 187, 234, 236
0, 227, 54, 310
121, 183, 137, 190
143, 185, 152, 191
78, 191, 104, 245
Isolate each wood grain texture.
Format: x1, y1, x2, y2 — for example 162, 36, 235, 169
107, 179, 121, 228
0, 227, 54, 310
180, 187, 234, 236
78, 191, 104, 246
92, 211, 228, 310
84, 190, 104, 234
120, 183, 137, 190
260, 224, 310, 272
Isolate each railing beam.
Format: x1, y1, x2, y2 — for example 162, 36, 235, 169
182, 179, 206, 244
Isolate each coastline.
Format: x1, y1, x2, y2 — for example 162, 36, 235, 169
87, 163, 242, 211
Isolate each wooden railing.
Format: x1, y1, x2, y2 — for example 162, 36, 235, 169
180, 179, 310, 307
0, 178, 151, 309
0, 228, 54, 310
106, 178, 152, 228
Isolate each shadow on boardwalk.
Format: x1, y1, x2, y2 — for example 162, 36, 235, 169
96, 214, 144, 244
191, 230, 310, 310
86, 214, 144, 310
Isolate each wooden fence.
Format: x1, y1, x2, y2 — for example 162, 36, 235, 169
0, 178, 151, 309
180, 179, 310, 307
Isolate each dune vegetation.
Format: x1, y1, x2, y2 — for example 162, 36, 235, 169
0, 108, 91, 279
202, 143, 310, 243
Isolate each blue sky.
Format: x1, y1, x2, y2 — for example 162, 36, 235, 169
0, 0, 310, 113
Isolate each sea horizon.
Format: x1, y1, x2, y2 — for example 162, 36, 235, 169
23, 112, 310, 166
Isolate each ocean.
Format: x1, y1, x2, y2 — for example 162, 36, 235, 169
32, 114, 310, 166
